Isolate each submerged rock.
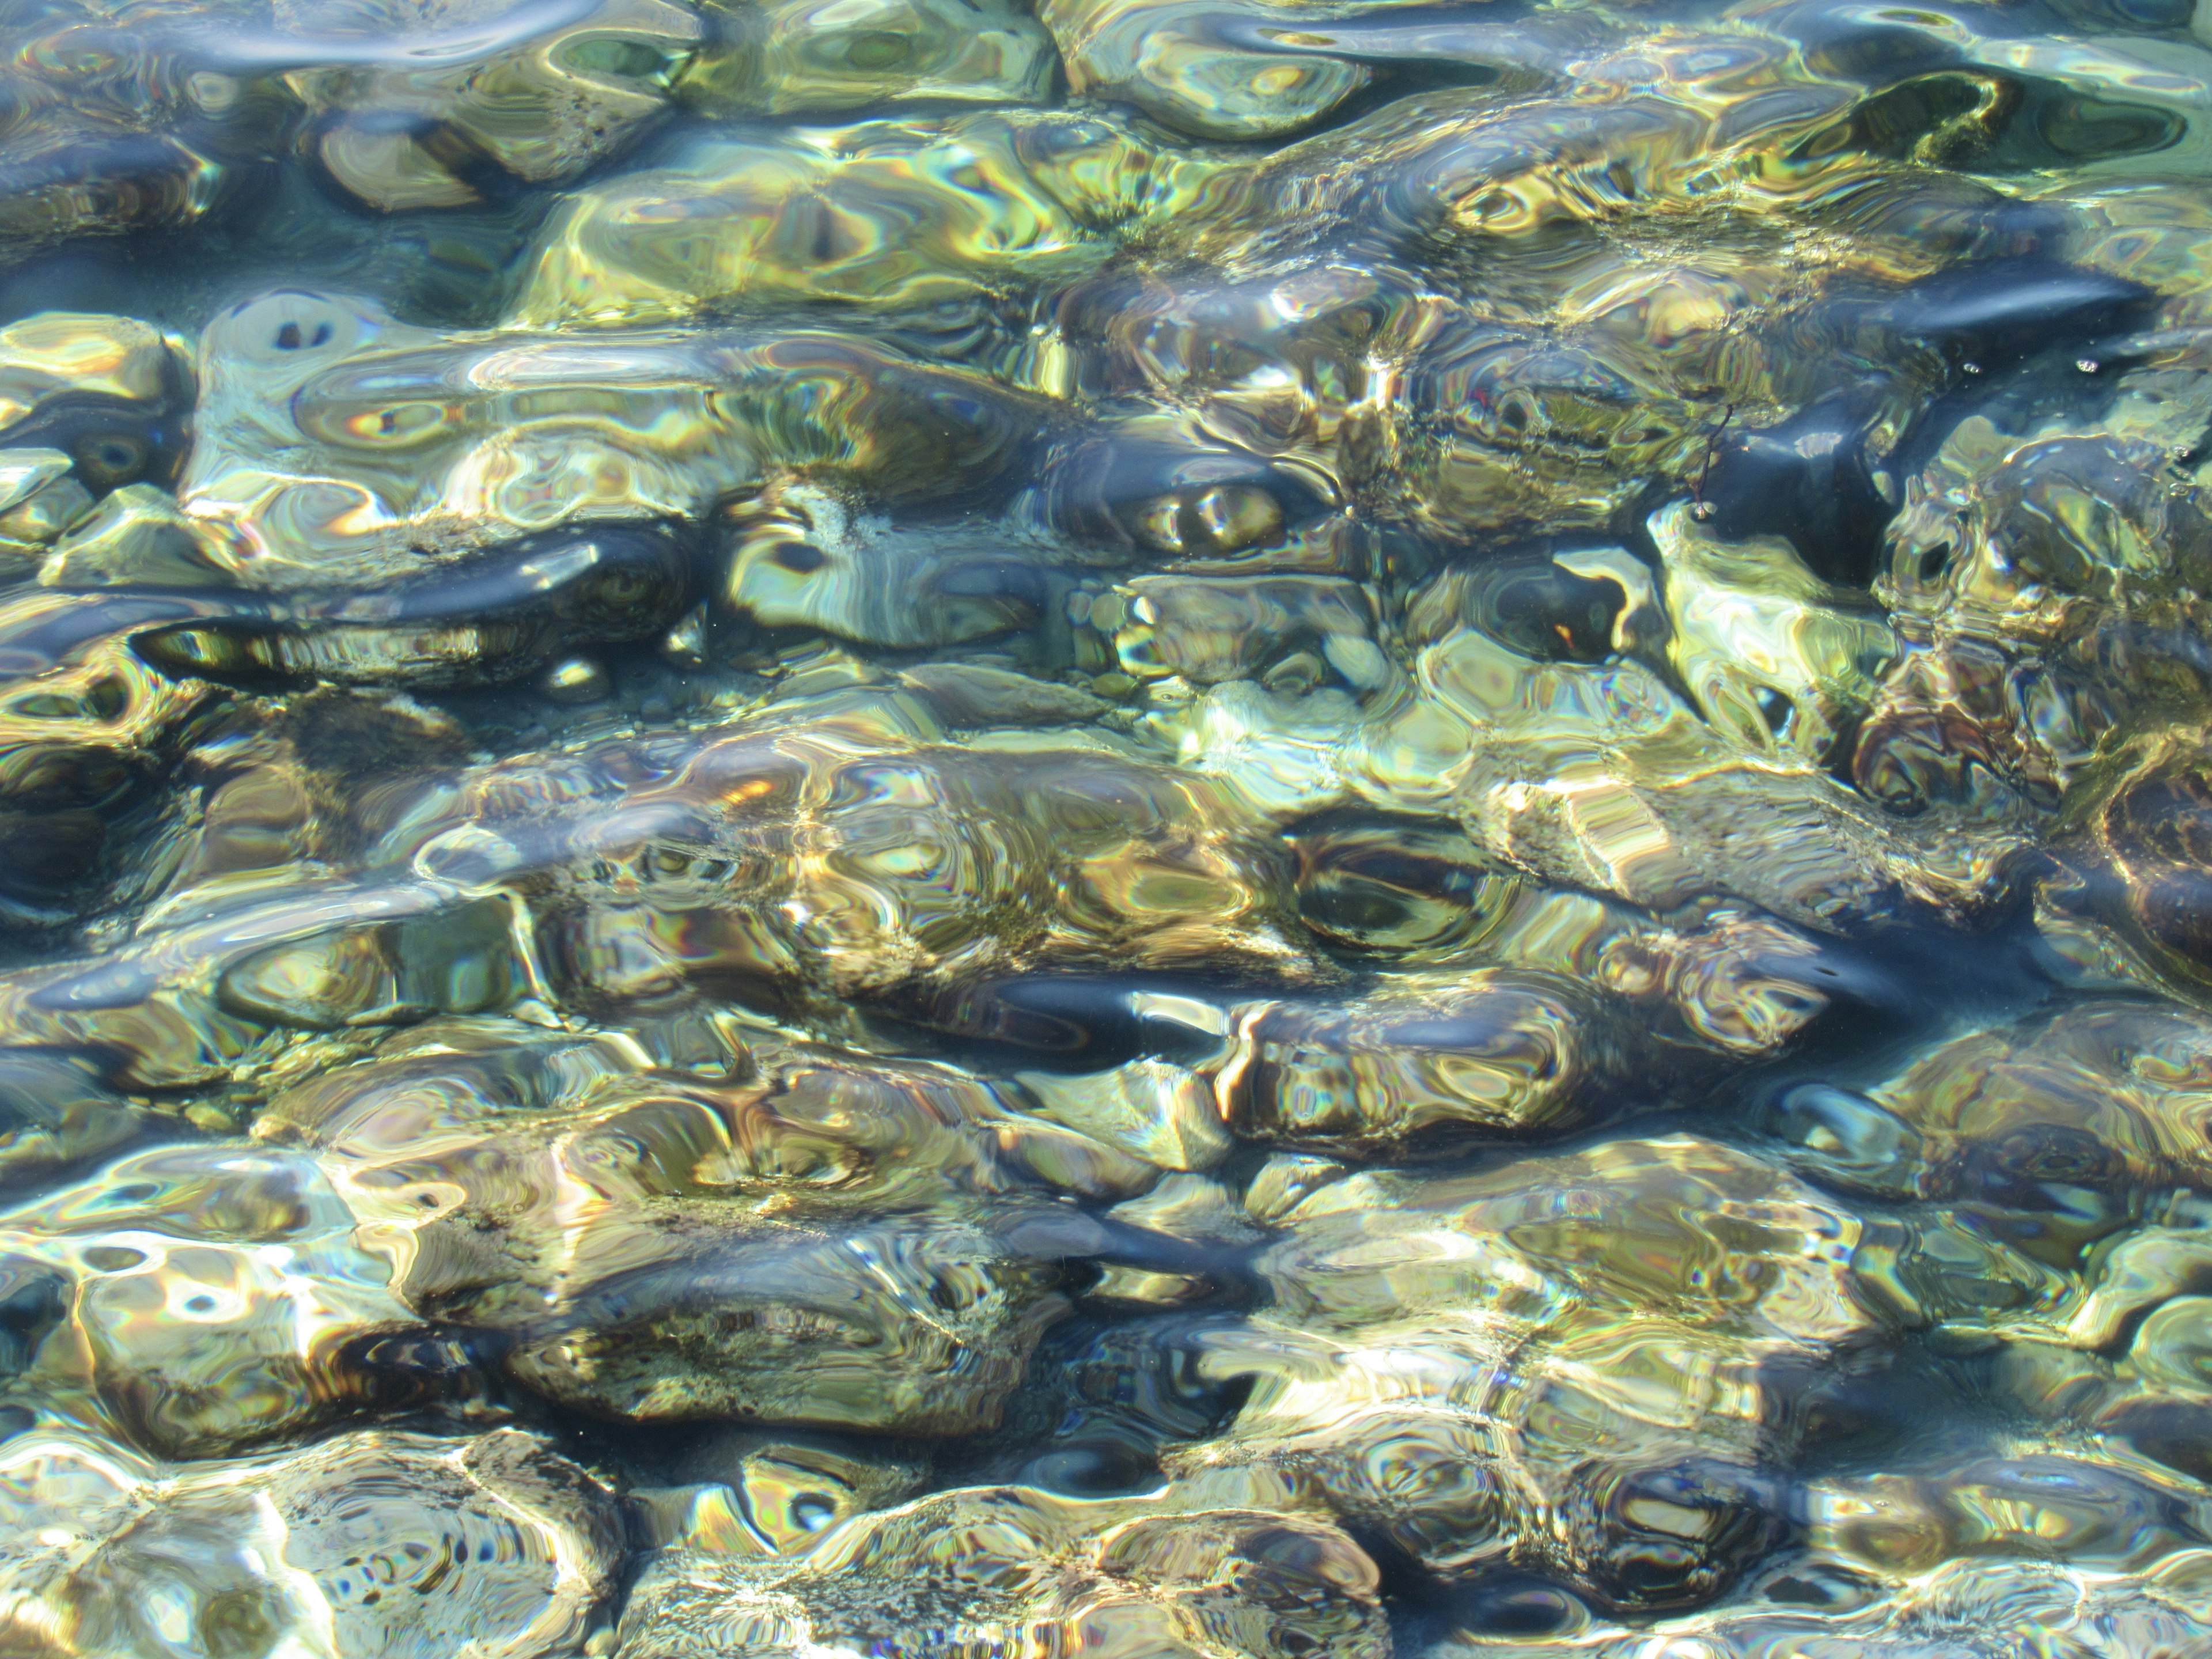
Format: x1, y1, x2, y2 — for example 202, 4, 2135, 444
722, 480, 1119, 649
431, 710, 1332, 1036
1207, 968, 1638, 1153
1160, 577, 2031, 933
1036, 0, 1433, 141
1870, 431, 2212, 822
1768, 999, 2212, 1268
0, 1425, 623, 1658
0, 689, 1335, 1084
679, 0, 1056, 115
3, 0, 702, 215
181, 290, 1048, 584
0, 1143, 446, 1457
0, 590, 219, 921
0, 115, 224, 259
618, 1484, 1391, 1658
2045, 725, 2212, 1002
281, 0, 704, 210
512, 107, 1225, 333
131, 524, 696, 689
1179, 1135, 1885, 1609
0, 313, 191, 498
0, 1050, 149, 1191
259, 1022, 1153, 1429
1427, 1550, 2212, 1658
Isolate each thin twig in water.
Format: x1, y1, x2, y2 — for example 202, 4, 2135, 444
1691, 403, 1736, 520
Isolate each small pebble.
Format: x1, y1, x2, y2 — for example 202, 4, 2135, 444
541, 656, 609, 705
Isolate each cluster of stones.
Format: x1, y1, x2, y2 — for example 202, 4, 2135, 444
3, 0, 2212, 1655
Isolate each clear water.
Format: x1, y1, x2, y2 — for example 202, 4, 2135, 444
2, 1, 2212, 1654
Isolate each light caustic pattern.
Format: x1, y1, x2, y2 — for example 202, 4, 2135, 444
12, 0, 2212, 1656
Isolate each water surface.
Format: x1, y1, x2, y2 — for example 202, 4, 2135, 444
2, 0, 2212, 1653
